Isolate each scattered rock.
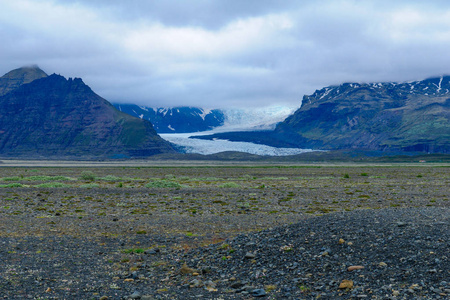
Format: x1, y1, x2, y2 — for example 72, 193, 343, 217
129, 290, 142, 299
339, 280, 354, 289
250, 288, 267, 297
347, 265, 364, 271
179, 263, 195, 275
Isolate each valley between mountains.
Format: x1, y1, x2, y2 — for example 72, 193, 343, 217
0, 65, 449, 158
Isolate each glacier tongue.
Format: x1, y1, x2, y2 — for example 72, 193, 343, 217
160, 105, 313, 156
161, 132, 314, 156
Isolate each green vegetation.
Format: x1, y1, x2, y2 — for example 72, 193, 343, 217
145, 180, 184, 188
35, 182, 71, 188
79, 171, 96, 181
80, 183, 100, 188
121, 248, 146, 254
219, 182, 241, 188
0, 183, 24, 188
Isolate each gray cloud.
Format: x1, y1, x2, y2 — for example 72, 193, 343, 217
2, 0, 450, 108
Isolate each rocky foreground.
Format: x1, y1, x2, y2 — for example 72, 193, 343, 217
0, 165, 448, 299
0, 207, 447, 299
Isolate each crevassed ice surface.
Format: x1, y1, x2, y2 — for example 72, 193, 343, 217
219, 105, 297, 131
160, 132, 314, 156
160, 105, 314, 156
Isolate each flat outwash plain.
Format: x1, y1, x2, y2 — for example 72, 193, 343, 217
0, 164, 448, 299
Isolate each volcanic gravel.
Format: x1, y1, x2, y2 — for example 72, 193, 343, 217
1, 207, 448, 299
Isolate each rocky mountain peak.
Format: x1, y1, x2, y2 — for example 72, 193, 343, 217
0, 65, 48, 96
0, 67, 175, 158
303, 75, 450, 106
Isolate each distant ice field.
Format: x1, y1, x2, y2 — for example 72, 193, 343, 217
160, 105, 314, 156
161, 131, 314, 156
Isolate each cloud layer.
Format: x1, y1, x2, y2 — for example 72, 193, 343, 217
2, 0, 450, 108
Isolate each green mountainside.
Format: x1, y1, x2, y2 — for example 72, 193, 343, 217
276, 78, 449, 152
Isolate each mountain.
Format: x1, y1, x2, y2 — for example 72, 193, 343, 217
0, 65, 48, 96
193, 76, 450, 153
275, 76, 449, 152
114, 104, 225, 133
0, 67, 175, 158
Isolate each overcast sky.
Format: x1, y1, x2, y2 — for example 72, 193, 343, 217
2, 0, 450, 108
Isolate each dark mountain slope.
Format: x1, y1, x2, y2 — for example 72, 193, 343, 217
114, 104, 225, 133
0, 73, 174, 158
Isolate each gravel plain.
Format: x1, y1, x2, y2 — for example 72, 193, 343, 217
0, 164, 448, 299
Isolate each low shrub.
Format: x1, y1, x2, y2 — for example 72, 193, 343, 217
79, 171, 96, 181
145, 180, 184, 188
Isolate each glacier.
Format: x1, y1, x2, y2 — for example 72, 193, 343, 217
160, 105, 315, 156
161, 132, 314, 156
219, 105, 298, 131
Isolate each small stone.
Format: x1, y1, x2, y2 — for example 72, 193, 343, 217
192, 272, 200, 276
432, 288, 442, 294
250, 289, 267, 297
129, 291, 142, 299
179, 263, 195, 275
245, 252, 256, 259
348, 266, 364, 271
379, 262, 387, 267
392, 290, 400, 296
189, 279, 203, 288
124, 278, 134, 282
347, 242, 353, 246
45, 288, 52, 292
339, 238, 345, 244
397, 222, 408, 227
339, 280, 354, 289
204, 280, 216, 289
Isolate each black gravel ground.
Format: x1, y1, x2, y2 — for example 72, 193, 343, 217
1, 207, 448, 299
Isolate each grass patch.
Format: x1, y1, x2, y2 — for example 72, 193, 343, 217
0, 183, 24, 188
219, 182, 241, 188
1, 176, 22, 181
121, 248, 146, 254
27, 176, 71, 181
145, 180, 184, 188
35, 182, 71, 188
99, 175, 122, 181
80, 183, 100, 188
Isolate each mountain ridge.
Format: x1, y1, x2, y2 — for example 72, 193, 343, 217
192, 76, 450, 153
114, 104, 225, 133
0, 68, 175, 158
